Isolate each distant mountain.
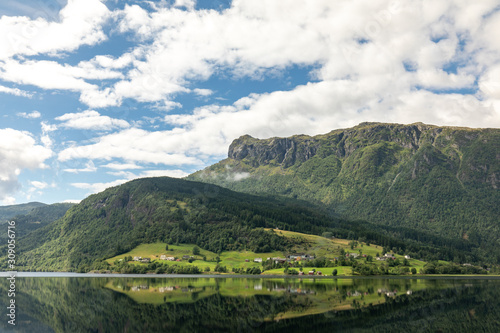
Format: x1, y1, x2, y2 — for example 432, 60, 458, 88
0, 203, 75, 241
189, 122, 500, 259
0, 202, 46, 222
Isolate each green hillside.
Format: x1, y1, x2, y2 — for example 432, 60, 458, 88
1, 176, 483, 272
188, 122, 500, 261
0, 202, 75, 241
0, 177, 349, 272
0, 201, 46, 222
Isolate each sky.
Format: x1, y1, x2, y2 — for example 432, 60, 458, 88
0, 0, 500, 205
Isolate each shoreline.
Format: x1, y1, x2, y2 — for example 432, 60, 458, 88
1, 272, 499, 279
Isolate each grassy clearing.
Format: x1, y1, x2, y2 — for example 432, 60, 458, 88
107, 243, 218, 263
105, 230, 432, 276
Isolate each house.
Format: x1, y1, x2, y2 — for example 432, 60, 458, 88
182, 255, 191, 260
348, 253, 359, 258
160, 255, 167, 260
245, 259, 249, 262
298, 271, 304, 275
272, 257, 286, 264
287, 254, 314, 261
140, 258, 150, 263
166, 257, 175, 261
404, 255, 411, 259
254, 258, 262, 263
308, 271, 315, 275
133, 256, 142, 261
317, 271, 322, 276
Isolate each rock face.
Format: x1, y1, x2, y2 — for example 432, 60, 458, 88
229, 135, 319, 168
190, 122, 500, 249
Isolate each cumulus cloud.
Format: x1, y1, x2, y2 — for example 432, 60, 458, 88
58, 128, 203, 165
17, 110, 41, 119
55, 110, 130, 131
0, 128, 53, 201
0, 0, 110, 60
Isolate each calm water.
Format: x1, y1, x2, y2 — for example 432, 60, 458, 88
1, 275, 499, 332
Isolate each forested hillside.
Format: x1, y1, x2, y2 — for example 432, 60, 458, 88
0, 202, 46, 222
0, 176, 483, 272
0, 203, 75, 241
189, 122, 500, 261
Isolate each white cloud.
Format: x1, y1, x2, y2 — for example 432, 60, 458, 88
0, 0, 110, 60
17, 110, 41, 119
30, 181, 48, 189
63, 199, 81, 204
0, 59, 96, 92
72, 168, 189, 194
63, 161, 97, 173
103, 162, 144, 170
55, 110, 130, 131
2, 196, 16, 205
139, 169, 189, 178
58, 128, 203, 165
193, 88, 213, 96
0, 85, 33, 98
41, 121, 57, 149
0, 128, 53, 201
174, 0, 196, 11
71, 179, 129, 194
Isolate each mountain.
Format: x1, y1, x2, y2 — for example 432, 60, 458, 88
2, 176, 479, 272
189, 122, 500, 259
0, 203, 75, 241
0, 202, 46, 222
3, 177, 353, 271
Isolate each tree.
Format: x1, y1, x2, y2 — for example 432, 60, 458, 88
411, 267, 417, 274
165, 244, 169, 251
193, 246, 200, 256
204, 266, 211, 272
322, 231, 333, 238
333, 269, 338, 276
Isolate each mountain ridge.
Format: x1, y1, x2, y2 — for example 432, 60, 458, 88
189, 122, 500, 259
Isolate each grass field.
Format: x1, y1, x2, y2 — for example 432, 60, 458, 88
105, 230, 433, 276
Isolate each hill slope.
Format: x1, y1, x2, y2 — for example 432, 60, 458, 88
2, 177, 358, 271
189, 122, 500, 258
0, 203, 75, 241
0, 202, 46, 222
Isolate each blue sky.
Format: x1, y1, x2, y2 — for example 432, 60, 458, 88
0, 0, 499, 205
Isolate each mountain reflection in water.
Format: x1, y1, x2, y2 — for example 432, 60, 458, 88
1, 277, 499, 332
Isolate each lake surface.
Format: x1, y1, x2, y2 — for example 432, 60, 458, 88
1, 275, 499, 332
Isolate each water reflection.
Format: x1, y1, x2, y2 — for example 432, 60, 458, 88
0, 277, 499, 332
